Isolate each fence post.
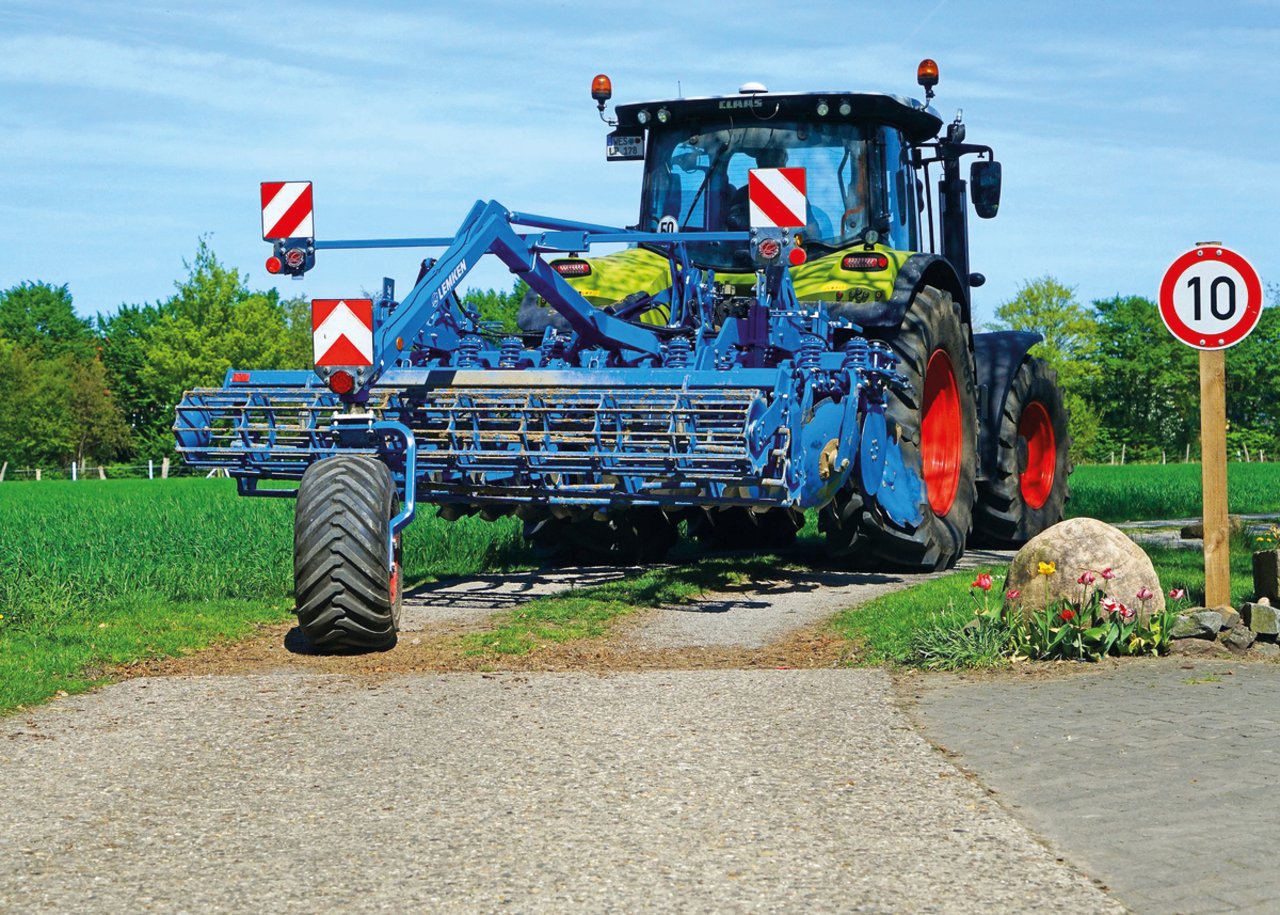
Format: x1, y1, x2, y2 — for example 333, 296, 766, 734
35, 468, 41, 481
161, 457, 170, 479
148, 459, 154, 480
1186, 442, 1192, 463
0, 461, 6, 482
71, 462, 77, 482
1120, 443, 1126, 465
98, 466, 106, 480
1162, 450, 1166, 465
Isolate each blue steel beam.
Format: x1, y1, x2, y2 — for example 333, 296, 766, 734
377, 201, 668, 373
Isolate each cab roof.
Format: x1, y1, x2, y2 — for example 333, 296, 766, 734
614, 91, 943, 145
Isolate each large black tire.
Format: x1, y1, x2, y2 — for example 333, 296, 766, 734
860, 286, 978, 571
524, 509, 679, 565
972, 357, 1072, 546
691, 507, 803, 551
294, 456, 402, 652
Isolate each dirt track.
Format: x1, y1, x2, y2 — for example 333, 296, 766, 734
119, 548, 1014, 681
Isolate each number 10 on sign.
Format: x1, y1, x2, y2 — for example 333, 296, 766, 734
1159, 245, 1262, 350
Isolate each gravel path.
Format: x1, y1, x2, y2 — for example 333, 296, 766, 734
399, 567, 632, 631
1, 670, 1118, 914
626, 549, 1014, 649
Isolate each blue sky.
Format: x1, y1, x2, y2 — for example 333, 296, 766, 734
2, 0, 1276, 328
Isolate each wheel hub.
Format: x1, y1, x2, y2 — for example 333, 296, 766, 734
921, 349, 961, 516
1018, 401, 1056, 510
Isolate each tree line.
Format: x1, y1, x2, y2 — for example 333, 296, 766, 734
0, 245, 1273, 469
0, 242, 523, 469
991, 276, 1280, 463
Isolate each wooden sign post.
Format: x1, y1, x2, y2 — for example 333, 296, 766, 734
1159, 243, 1262, 607
1198, 350, 1230, 606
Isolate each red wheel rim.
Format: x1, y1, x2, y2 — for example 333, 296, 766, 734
921, 349, 961, 516
1019, 401, 1056, 510
389, 565, 400, 603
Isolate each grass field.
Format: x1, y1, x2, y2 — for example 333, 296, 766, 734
2, 462, 1277, 710
0, 479, 532, 709
1066, 462, 1280, 522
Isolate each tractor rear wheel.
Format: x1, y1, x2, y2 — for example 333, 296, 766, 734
294, 456, 402, 652
972, 357, 1072, 546
862, 285, 978, 571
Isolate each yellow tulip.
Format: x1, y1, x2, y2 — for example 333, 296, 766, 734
1038, 561, 1057, 576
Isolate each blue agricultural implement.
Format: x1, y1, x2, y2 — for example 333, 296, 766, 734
175, 61, 1072, 651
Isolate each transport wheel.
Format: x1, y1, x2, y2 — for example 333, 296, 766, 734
524, 509, 679, 565
693, 507, 803, 551
862, 285, 978, 571
294, 455, 402, 652
972, 357, 1072, 546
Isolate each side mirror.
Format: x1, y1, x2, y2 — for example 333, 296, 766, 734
970, 160, 1001, 219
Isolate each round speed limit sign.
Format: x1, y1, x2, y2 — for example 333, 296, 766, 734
1159, 245, 1263, 349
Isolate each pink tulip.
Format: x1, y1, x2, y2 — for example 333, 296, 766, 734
1005, 589, 1021, 600
1100, 596, 1119, 615
1078, 570, 1097, 585
1101, 567, 1116, 580
972, 573, 993, 592
1169, 588, 1187, 600
1136, 586, 1154, 602
1118, 604, 1136, 621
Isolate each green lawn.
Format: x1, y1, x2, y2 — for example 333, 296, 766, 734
1067, 462, 1280, 522
0, 479, 532, 710
4, 462, 1277, 708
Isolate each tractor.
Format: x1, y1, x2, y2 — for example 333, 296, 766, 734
175, 60, 1071, 652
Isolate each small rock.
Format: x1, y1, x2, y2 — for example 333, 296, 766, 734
1245, 602, 1280, 636
1168, 639, 1232, 659
1182, 517, 1245, 539
1215, 605, 1242, 629
1252, 642, 1280, 659
1171, 609, 1223, 640
1259, 597, 1273, 606
1220, 625, 1257, 653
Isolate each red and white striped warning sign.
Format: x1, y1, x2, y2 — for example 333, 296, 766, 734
312, 299, 373, 366
261, 181, 314, 240
748, 168, 807, 229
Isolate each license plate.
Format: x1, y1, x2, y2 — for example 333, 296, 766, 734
606, 134, 644, 161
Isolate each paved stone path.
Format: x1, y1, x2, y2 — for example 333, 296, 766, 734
910, 658, 1280, 914
0, 670, 1119, 914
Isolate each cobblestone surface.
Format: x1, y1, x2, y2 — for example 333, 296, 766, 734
0, 670, 1119, 914
909, 658, 1280, 914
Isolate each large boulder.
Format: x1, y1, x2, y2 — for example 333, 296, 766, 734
1004, 517, 1165, 620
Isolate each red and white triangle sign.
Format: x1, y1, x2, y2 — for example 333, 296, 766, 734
312, 299, 374, 366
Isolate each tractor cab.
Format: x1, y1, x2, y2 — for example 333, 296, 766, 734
618, 88, 942, 272
585, 66, 1004, 316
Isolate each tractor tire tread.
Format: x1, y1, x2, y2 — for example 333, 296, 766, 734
971, 357, 1073, 547
858, 285, 979, 572
294, 456, 401, 652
